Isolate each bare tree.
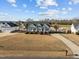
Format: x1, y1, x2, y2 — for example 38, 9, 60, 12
54, 23, 59, 31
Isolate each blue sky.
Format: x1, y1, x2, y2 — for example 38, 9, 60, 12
0, 0, 79, 21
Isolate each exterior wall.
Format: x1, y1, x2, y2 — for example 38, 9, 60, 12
27, 24, 37, 32
0, 23, 19, 32
27, 27, 37, 32
0, 27, 19, 32
37, 27, 42, 32
19, 23, 26, 31
0, 23, 10, 28
42, 24, 50, 32
37, 24, 42, 32
71, 24, 77, 34
27, 23, 51, 33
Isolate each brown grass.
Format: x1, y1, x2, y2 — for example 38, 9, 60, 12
0, 50, 67, 57
62, 34, 79, 46
0, 33, 72, 57
0, 33, 67, 50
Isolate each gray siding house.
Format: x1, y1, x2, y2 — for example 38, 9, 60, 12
42, 24, 50, 32
37, 24, 42, 32
26, 21, 52, 33
0, 22, 19, 32
27, 24, 37, 32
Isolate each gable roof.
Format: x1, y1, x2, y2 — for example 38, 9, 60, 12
0, 21, 18, 27
36, 24, 41, 27
43, 24, 50, 28
28, 24, 36, 28
7, 22, 18, 27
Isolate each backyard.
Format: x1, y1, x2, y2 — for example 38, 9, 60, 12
0, 33, 72, 57
62, 34, 79, 46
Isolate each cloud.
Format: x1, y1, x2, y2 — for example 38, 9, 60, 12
0, 12, 18, 21
31, 11, 35, 13
15, 9, 22, 12
38, 8, 72, 17
7, 0, 16, 4
62, 8, 66, 11
25, 10, 29, 13
61, 11, 68, 14
69, 0, 79, 4
0, 12, 8, 16
61, 7, 72, 14
36, 0, 58, 9
23, 4, 27, 8
68, 7, 72, 11
39, 6, 48, 9
46, 9, 59, 15
62, 7, 72, 11
39, 9, 60, 16
61, 8, 69, 14
12, 4, 17, 7
68, 1, 72, 5
38, 9, 61, 19
6, 0, 17, 7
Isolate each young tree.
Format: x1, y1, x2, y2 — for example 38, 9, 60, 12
54, 23, 59, 31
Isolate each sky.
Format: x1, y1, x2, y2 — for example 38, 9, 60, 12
0, 0, 79, 21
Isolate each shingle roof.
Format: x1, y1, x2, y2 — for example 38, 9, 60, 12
7, 22, 18, 27
0, 21, 18, 27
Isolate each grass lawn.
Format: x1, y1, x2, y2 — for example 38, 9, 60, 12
0, 33, 72, 57
59, 25, 70, 29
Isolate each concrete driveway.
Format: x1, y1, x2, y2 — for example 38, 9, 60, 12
51, 34, 79, 58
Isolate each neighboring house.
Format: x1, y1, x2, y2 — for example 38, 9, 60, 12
19, 22, 26, 31
71, 24, 79, 34
26, 21, 52, 33
0, 22, 19, 32
37, 24, 42, 32
27, 24, 37, 32
42, 24, 50, 32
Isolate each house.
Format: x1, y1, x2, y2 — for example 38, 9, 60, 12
71, 24, 79, 34
0, 21, 19, 32
27, 24, 37, 32
19, 22, 26, 31
42, 24, 50, 32
26, 21, 52, 34
36, 24, 43, 32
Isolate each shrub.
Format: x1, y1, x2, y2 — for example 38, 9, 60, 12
76, 31, 79, 35
0, 30, 2, 33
